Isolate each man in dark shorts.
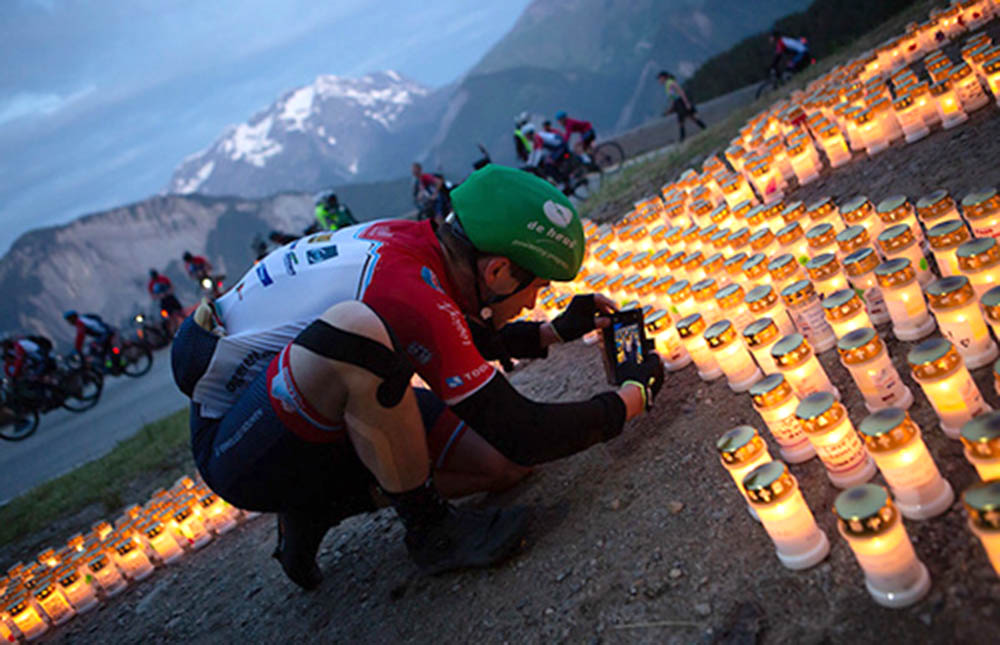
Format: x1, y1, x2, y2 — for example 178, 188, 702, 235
657, 70, 707, 142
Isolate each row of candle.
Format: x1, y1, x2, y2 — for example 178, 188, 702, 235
0, 476, 256, 642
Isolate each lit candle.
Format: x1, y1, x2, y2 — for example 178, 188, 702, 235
741, 252, 773, 290
960, 188, 1000, 242
892, 92, 930, 143
709, 202, 735, 231
876, 195, 925, 249
709, 228, 731, 256
983, 54, 1000, 106
715, 284, 754, 333
875, 258, 937, 341
859, 408, 954, 519
961, 478, 1000, 576
837, 327, 914, 413
796, 391, 875, 487
747, 158, 784, 204
915, 189, 960, 229
786, 136, 821, 185
840, 195, 883, 241
745, 284, 796, 336
4, 593, 48, 641
198, 490, 240, 535
822, 289, 873, 339
950, 61, 990, 112
907, 337, 991, 439
649, 275, 676, 315
604, 274, 627, 307
667, 279, 697, 321
960, 412, 1000, 480
957, 237, 1000, 298
665, 250, 688, 282
749, 373, 815, 462
805, 223, 840, 262
930, 78, 968, 129
926, 219, 971, 277
705, 320, 764, 392
816, 121, 852, 168
724, 252, 749, 285
877, 224, 933, 285
780, 280, 838, 353
171, 496, 214, 549
925, 275, 999, 368
139, 519, 185, 565
676, 313, 724, 381
692, 277, 723, 325
683, 250, 707, 283
835, 225, 877, 264
743, 461, 830, 570
54, 563, 98, 614
743, 317, 784, 376
716, 425, 772, 518
83, 548, 127, 597
689, 199, 715, 227
804, 253, 849, 298
768, 253, 807, 294
806, 196, 843, 234
727, 227, 752, 259
870, 96, 903, 144
110, 534, 155, 581
645, 309, 692, 372
748, 228, 779, 258
772, 333, 841, 400
32, 576, 75, 626
834, 484, 931, 608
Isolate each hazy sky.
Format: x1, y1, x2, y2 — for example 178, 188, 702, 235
0, 0, 532, 253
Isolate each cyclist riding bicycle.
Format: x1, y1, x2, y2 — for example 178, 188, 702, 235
314, 191, 356, 232
411, 162, 447, 223
554, 110, 596, 159
770, 29, 811, 75
513, 112, 533, 163
657, 70, 706, 142
148, 269, 185, 328
2, 335, 57, 408
182, 251, 213, 282
64, 311, 119, 370
524, 122, 570, 187
170, 165, 664, 590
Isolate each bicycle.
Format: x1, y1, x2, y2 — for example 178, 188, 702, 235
80, 336, 153, 378
587, 141, 625, 174
0, 380, 39, 441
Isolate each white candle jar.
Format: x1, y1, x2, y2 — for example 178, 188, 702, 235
840, 195, 883, 242
692, 277, 723, 325
743, 317, 783, 375
837, 327, 914, 413
796, 391, 875, 488
776, 222, 811, 267
908, 337, 991, 439
962, 479, 1000, 577
786, 136, 821, 185
984, 54, 1000, 106
709, 228, 732, 256
743, 461, 830, 570
749, 373, 815, 462
981, 285, 1000, 340
82, 549, 127, 597
823, 289, 874, 339
645, 308, 692, 372
781, 280, 838, 353
915, 188, 961, 230
805, 223, 840, 261
875, 257, 937, 341
715, 283, 754, 335
816, 121, 852, 168
859, 408, 954, 519
843, 249, 893, 326
4, 593, 49, 641
925, 275, 999, 369
959, 412, 1000, 481
716, 425, 772, 517
957, 237, 1000, 298
876, 195, 925, 250
930, 78, 968, 129
32, 577, 76, 627
55, 563, 98, 614
745, 284, 796, 336
892, 92, 930, 143
748, 227, 779, 257
741, 253, 773, 290
806, 196, 845, 234
665, 251, 688, 282
772, 333, 841, 401
768, 253, 807, 295
961, 188, 1000, 242
667, 279, 697, 321
854, 108, 887, 155
805, 253, 849, 298
926, 219, 971, 277
705, 320, 764, 392
950, 62, 990, 112
724, 252, 749, 286
835, 225, 878, 264
683, 250, 707, 284
138, 520, 184, 565
676, 313, 723, 381
834, 484, 931, 608
877, 224, 933, 285
110, 535, 155, 581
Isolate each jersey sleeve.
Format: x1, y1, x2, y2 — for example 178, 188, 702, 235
363, 268, 496, 405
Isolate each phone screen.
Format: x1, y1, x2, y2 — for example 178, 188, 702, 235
601, 308, 647, 385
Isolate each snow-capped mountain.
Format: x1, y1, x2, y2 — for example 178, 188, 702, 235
168, 71, 443, 197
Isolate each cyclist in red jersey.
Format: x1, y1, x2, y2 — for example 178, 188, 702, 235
555, 110, 596, 155
171, 165, 665, 590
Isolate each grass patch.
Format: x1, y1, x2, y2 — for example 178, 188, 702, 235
582, 0, 938, 223
0, 409, 193, 549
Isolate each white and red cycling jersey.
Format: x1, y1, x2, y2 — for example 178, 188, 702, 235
191, 220, 496, 418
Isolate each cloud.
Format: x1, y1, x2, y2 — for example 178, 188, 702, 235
0, 85, 96, 126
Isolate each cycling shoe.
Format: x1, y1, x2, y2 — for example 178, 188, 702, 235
405, 504, 531, 576
272, 512, 328, 590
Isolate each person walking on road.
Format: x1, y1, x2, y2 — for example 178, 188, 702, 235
657, 70, 706, 142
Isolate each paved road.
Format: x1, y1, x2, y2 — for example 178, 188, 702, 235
0, 353, 187, 505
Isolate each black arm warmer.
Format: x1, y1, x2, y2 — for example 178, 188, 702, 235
450, 374, 627, 466
468, 320, 549, 361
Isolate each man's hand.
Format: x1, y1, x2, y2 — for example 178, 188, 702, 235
618, 352, 665, 417
550, 294, 617, 342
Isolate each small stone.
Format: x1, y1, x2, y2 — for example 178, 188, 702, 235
668, 501, 684, 514
609, 498, 622, 511
244, 585, 263, 600
556, 569, 571, 582
919, 613, 932, 626
545, 607, 556, 616
669, 568, 683, 579
695, 603, 712, 617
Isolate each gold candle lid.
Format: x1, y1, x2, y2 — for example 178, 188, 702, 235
823, 288, 864, 321
645, 308, 670, 334
745, 284, 778, 313
771, 332, 811, 368
840, 195, 875, 224
835, 484, 897, 537
843, 247, 879, 277
745, 204, 768, 227
877, 223, 917, 255
725, 252, 748, 276
781, 201, 806, 224
732, 200, 753, 220
780, 279, 817, 307
926, 219, 970, 250
907, 337, 961, 379
649, 247, 672, 268
768, 253, 800, 282
805, 253, 841, 282
715, 283, 745, 309
705, 319, 737, 348
716, 425, 766, 465
926, 275, 974, 309
982, 285, 1000, 322
743, 461, 796, 506
749, 228, 776, 252
743, 317, 780, 348
749, 371, 793, 408
682, 224, 700, 243
692, 278, 718, 303
665, 225, 683, 245
874, 257, 916, 288
805, 223, 836, 249
667, 278, 692, 303
676, 313, 706, 338
960, 411, 1000, 459
795, 391, 843, 432
961, 188, 1000, 220
916, 189, 956, 222
962, 479, 1000, 532
836, 327, 884, 365
957, 237, 1000, 271
691, 199, 714, 217
806, 196, 837, 223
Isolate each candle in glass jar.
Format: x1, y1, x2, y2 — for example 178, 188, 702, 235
984, 53, 1000, 106
748, 228, 779, 257
683, 250, 707, 283
927, 219, 971, 277
777, 222, 811, 267
4, 593, 48, 641
840, 195, 883, 242
796, 391, 875, 487
892, 92, 930, 143
667, 279, 697, 320
877, 224, 933, 285
834, 484, 931, 608
907, 337, 991, 439
961, 478, 1000, 576
745, 284, 796, 336
957, 237, 1000, 297
960, 188, 1000, 242
950, 61, 990, 112
960, 412, 1000, 481
925, 275, 999, 368
786, 136, 821, 185
724, 252, 749, 285
823, 289, 874, 339
705, 320, 764, 392
859, 408, 954, 519
805, 223, 840, 262
982, 285, 1000, 340
805, 253, 849, 298
716, 425, 772, 517
741, 252, 773, 289
743, 317, 783, 375
930, 78, 969, 129
55, 562, 99, 614
772, 333, 841, 400
715, 283, 754, 334
836, 225, 877, 264
781, 280, 838, 353
876, 195, 925, 249
838, 327, 914, 412
743, 461, 830, 570
676, 313, 723, 380
749, 373, 815, 462
645, 309, 692, 371
768, 253, 807, 294
916, 189, 960, 228
32, 574, 76, 626
875, 257, 936, 341
110, 534, 155, 581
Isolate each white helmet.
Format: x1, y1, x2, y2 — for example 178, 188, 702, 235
515, 111, 529, 127
521, 122, 536, 135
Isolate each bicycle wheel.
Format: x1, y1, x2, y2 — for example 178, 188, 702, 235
61, 368, 104, 412
121, 342, 153, 378
570, 172, 594, 200
592, 142, 625, 174
0, 405, 39, 441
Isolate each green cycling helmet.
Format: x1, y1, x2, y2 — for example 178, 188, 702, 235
449, 165, 584, 281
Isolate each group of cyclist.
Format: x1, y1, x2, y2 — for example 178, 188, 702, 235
513, 109, 598, 193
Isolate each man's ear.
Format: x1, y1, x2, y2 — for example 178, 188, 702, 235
480, 257, 518, 294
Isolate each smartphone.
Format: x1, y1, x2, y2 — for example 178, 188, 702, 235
600, 308, 649, 385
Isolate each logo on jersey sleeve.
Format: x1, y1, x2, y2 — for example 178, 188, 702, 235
407, 341, 433, 365
306, 245, 339, 264
421, 266, 444, 293
283, 252, 299, 276
255, 264, 274, 286
445, 375, 464, 388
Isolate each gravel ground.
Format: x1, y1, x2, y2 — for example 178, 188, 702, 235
31, 34, 1000, 645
